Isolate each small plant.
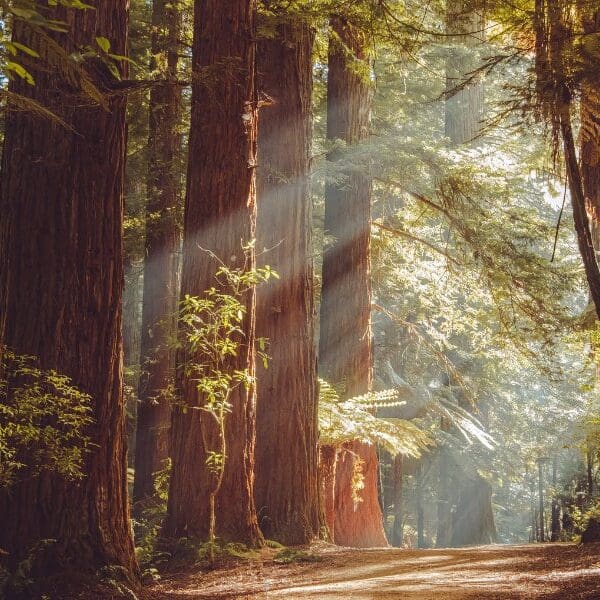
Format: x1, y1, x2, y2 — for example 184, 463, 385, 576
134, 460, 171, 570
273, 548, 323, 565
178, 258, 275, 562
0, 348, 93, 488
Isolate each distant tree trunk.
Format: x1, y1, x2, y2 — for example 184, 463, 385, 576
551, 455, 561, 542
451, 477, 496, 546
254, 16, 320, 545
123, 253, 143, 464
391, 454, 404, 547
538, 459, 546, 542
133, 0, 182, 506
164, 0, 263, 546
586, 448, 594, 499
436, 445, 453, 547
444, 2, 496, 548
0, 0, 137, 582
416, 465, 425, 549
445, 0, 484, 145
319, 16, 387, 548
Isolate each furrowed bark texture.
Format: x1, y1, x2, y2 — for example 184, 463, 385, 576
134, 0, 182, 505
0, 1, 137, 579
581, 9, 600, 232
319, 16, 387, 548
164, 0, 263, 545
254, 18, 320, 545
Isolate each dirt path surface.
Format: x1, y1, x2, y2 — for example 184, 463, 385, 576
147, 543, 600, 599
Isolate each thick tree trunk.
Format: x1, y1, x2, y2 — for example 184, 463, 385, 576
0, 0, 137, 582
319, 16, 387, 548
133, 0, 182, 505
164, 0, 263, 546
254, 17, 320, 545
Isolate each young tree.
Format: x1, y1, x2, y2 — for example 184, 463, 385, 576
164, 0, 263, 546
253, 12, 320, 545
0, 0, 137, 582
133, 0, 182, 505
319, 16, 388, 548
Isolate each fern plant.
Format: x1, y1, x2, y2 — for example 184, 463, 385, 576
318, 379, 433, 457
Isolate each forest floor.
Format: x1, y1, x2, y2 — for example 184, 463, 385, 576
145, 542, 600, 599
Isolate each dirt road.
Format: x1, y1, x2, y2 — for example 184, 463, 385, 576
147, 543, 600, 599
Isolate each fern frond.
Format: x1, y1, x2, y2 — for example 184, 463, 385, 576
318, 378, 433, 457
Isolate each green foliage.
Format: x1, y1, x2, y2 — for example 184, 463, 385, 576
0, 348, 93, 488
178, 261, 275, 561
273, 548, 323, 564
134, 460, 171, 570
0, 539, 56, 598
318, 379, 432, 457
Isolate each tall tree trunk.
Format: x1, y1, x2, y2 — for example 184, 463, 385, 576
416, 464, 426, 549
123, 252, 143, 464
444, 2, 496, 547
164, 0, 263, 546
445, 0, 484, 146
319, 16, 387, 548
436, 445, 453, 547
391, 454, 404, 547
551, 455, 561, 542
133, 0, 182, 505
254, 16, 320, 545
450, 477, 496, 546
0, 0, 137, 582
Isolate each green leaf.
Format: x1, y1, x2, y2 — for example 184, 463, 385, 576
95, 36, 111, 53
6, 62, 34, 85
12, 42, 40, 58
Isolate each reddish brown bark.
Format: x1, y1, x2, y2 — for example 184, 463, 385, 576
133, 0, 182, 505
580, 9, 600, 231
0, 0, 137, 581
319, 17, 387, 548
320, 445, 338, 539
254, 17, 320, 545
164, 0, 263, 546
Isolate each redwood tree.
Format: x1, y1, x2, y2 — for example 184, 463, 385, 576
164, 0, 263, 545
133, 0, 182, 505
0, 0, 137, 581
319, 16, 388, 548
254, 14, 320, 545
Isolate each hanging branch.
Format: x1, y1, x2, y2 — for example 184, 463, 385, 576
534, 0, 600, 318
559, 97, 600, 318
